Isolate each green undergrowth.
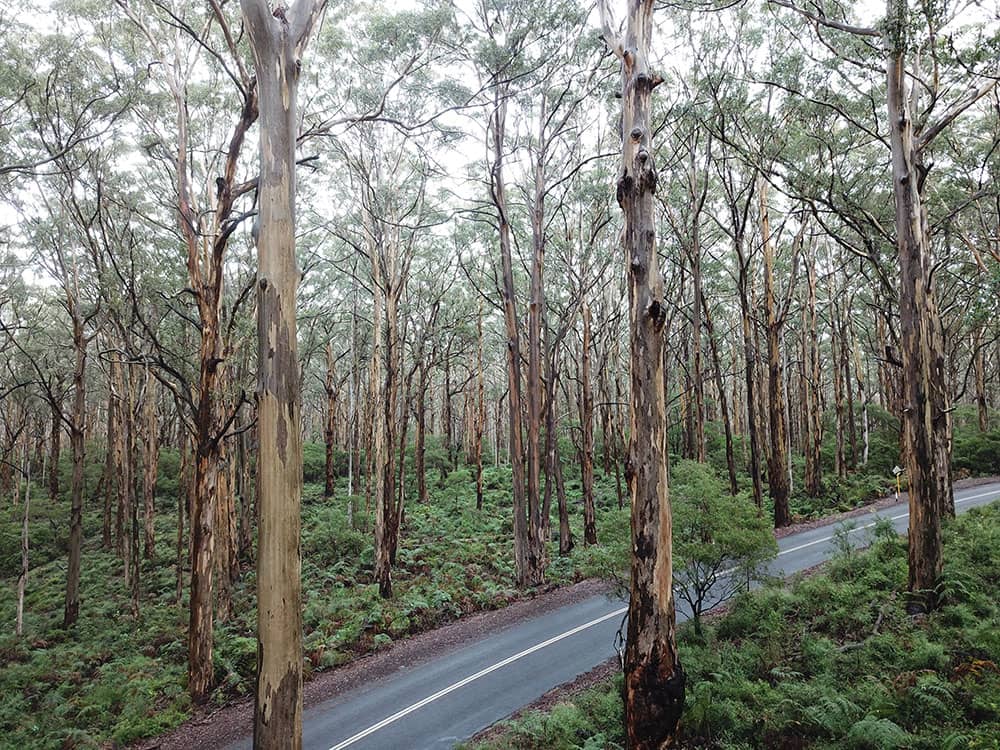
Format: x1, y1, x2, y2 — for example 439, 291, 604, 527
0, 459, 626, 749
465, 502, 1000, 750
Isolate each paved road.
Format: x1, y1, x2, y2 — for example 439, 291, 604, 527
228, 481, 1000, 750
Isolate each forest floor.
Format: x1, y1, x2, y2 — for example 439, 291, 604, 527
1, 442, 996, 749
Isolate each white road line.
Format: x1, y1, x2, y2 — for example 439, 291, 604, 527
777, 488, 999, 557
327, 606, 628, 750
327, 485, 999, 749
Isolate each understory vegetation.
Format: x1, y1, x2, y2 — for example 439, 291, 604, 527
0, 416, 996, 748
465, 502, 1000, 750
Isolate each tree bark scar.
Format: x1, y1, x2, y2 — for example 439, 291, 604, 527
277, 413, 287, 463
624, 652, 685, 749
618, 172, 633, 206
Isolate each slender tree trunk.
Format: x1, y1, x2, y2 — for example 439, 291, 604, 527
831, 303, 847, 478
602, 1, 685, 744
63, 316, 87, 629
760, 178, 790, 527
580, 302, 597, 544
415, 365, 429, 504
324, 343, 337, 498
214, 443, 234, 622
16, 453, 30, 637
973, 326, 988, 431
103, 371, 116, 549
143, 373, 158, 560
126, 369, 141, 617
375, 277, 402, 599
689, 201, 706, 463
853, 339, 870, 467
842, 317, 858, 468
702, 292, 738, 495
474, 309, 486, 510
528, 250, 547, 552
737, 258, 764, 509
803, 243, 823, 496
176, 431, 188, 605
493, 87, 542, 588
48, 396, 60, 501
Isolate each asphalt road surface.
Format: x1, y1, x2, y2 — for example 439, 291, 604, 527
227, 481, 1000, 750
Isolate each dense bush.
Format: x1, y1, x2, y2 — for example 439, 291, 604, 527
302, 441, 349, 484
952, 428, 1000, 477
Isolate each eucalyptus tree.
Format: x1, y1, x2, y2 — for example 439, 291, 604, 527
237, 0, 328, 742
769, 0, 998, 610
469, 0, 546, 587
8, 35, 132, 624
112, 0, 265, 699
600, 0, 685, 746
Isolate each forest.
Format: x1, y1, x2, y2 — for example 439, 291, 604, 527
0, 0, 998, 747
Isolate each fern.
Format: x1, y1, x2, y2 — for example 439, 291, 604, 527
769, 665, 804, 682
907, 674, 954, 720
803, 694, 861, 735
936, 568, 975, 605
939, 731, 972, 750
845, 716, 911, 749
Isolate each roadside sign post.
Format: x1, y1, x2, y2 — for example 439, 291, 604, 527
892, 465, 903, 500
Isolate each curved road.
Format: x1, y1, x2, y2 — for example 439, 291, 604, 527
228, 481, 1000, 750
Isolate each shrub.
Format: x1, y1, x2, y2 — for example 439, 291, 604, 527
671, 461, 777, 634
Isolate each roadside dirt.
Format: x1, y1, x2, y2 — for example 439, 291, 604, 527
138, 476, 998, 749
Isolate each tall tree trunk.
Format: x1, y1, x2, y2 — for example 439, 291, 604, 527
973, 326, 988, 431
176, 430, 189, 605
16, 451, 29, 637
886, 2, 952, 611
737, 255, 764, 509
126, 367, 141, 618
188, 345, 221, 702
242, 2, 322, 743
760, 178, 791, 527
324, 343, 337, 498
689, 196, 706, 463
580, 301, 597, 544
853, 339, 870, 467
601, 1, 685, 744
102, 371, 116, 549
474, 308, 486, 510
63, 315, 87, 629
415, 364, 429, 504
48, 395, 61, 501
701, 292, 738, 495
842, 317, 858, 469
493, 87, 543, 588
143, 372, 158, 560
803, 242, 823, 496
831, 302, 847, 478
214, 443, 234, 622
